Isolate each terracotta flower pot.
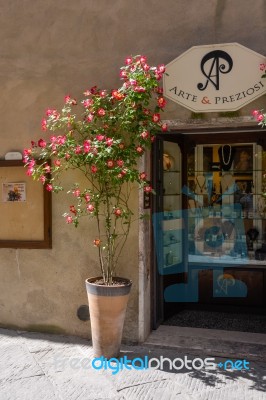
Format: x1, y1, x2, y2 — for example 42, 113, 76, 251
85, 276, 132, 359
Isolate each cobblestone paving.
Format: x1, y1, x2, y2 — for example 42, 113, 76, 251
0, 328, 265, 400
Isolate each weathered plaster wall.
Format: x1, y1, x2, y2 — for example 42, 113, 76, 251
0, 0, 265, 341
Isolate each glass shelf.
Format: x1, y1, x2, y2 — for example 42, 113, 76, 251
188, 215, 266, 220
163, 193, 181, 196
187, 170, 264, 176
163, 170, 181, 173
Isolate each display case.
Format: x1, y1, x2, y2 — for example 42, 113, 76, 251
187, 143, 266, 266
161, 141, 182, 273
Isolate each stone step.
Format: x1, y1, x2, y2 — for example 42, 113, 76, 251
144, 325, 266, 361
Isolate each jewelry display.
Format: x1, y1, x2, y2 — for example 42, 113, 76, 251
246, 227, 259, 251
246, 227, 259, 242
240, 193, 253, 214
220, 173, 235, 193
222, 145, 232, 166
186, 142, 266, 267
218, 145, 235, 171
163, 153, 175, 171
257, 197, 265, 216
222, 220, 235, 240
255, 243, 266, 261
195, 175, 207, 194
235, 150, 252, 172
188, 199, 197, 214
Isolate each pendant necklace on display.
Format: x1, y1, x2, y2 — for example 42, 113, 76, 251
196, 176, 206, 193
221, 174, 234, 192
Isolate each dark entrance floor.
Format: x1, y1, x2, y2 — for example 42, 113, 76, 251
163, 309, 266, 333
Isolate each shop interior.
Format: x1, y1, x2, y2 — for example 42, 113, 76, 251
152, 129, 266, 333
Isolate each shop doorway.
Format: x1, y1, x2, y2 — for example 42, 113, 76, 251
151, 128, 266, 333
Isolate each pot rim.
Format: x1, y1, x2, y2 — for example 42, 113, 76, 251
85, 276, 132, 287
85, 277, 132, 296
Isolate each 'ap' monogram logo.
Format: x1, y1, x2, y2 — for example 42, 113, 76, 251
197, 50, 233, 91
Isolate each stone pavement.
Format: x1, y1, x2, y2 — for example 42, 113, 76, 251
0, 328, 265, 400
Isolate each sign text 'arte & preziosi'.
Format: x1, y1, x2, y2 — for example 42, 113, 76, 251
163, 43, 266, 112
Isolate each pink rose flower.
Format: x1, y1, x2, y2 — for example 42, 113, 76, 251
96, 134, 105, 141
26, 167, 34, 176
120, 70, 127, 79
129, 79, 137, 86
111, 90, 125, 100
144, 185, 152, 193
154, 72, 163, 81
41, 119, 47, 131
99, 90, 107, 97
66, 215, 73, 224
152, 113, 160, 122
97, 108, 106, 117
93, 238, 101, 247
157, 64, 166, 73
64, 95, 76, 105
46, 184, 53, 191
139, 172, 147, 180
85, 194, 91, 202
114, 208, 122, 217
134, 86, 146, 93
83, 99, 94, 108
107, 160, 114, 168
125, 57, 133, 65
86, 114, 94, 123
90, 86, 97, 94
139, 56, 147, 64
73, 189, 81, 197
91, 165, 97, 173
157, 97, 166, 108
142, 63, 150, 71
141, 130, 149, 139
87, 204, 94, 212
105, 138, 113, 146
38, 139, 47, 148
57, 135, 66, 145
75, 146, 82, 154
161, 123, 168, 132
44, 164, 51, 173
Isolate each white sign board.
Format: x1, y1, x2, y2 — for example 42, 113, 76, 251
163, 43, 266, 112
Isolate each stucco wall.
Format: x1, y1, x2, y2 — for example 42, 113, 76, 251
0, 0, 265, 341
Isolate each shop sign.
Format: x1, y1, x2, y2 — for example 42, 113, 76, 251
163, 43, 266, 112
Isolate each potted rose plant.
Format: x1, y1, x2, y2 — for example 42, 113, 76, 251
24, 55, 166, 358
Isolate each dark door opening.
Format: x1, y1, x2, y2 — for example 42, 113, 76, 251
152, 128, 266, 334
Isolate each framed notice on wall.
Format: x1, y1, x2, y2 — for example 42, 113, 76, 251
0, 160, 52, 248
2, 182, 26, 202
